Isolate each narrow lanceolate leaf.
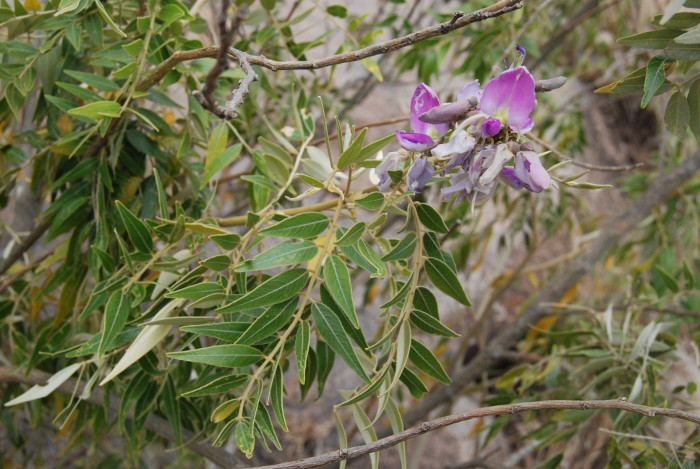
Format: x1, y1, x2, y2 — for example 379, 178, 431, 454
336, 128, 367, 169
335, 222, 366, 247
181, 374, 247, 397
387, 321, 412, 392
355, 192, 384, 210
312, 303, 370, 383
385, 399, 407, 469
382, 233, 418, 261
181, 322, 249, 342
270, 366, 288, 431
665, 91, 690, 138
296, 321, 311, 384
688, 79, 700, 140
99, 291, 131, 355
259, 213, 330, 239
218, 269, 308, 313
100, 298, 186, 385
409, 339, 452, 384
424, 257, 471, 306
165, 282, 224, 300
351, 404, 379, 469
333, 410, 349, 469
236, 299, 298, 345
355, 133, 396, 165
201, 254, 231, 271
340, 361, 392, 407
675, 23, 700, 43
410, 310, 459, 337
235, 421, 255, 458
415, 203, 449, 233
380, 276, 414, 309
357, 240, 388, 278
642, 55, 675, 108
115, 200, 153, 253
68, 100, 122, 118
4, 363, 81, 407
255, 402, 283, 451
167, 344, 262, 368
235, 241, 318, 272
323, 255, 359, 328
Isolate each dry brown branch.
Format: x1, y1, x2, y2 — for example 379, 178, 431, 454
0, 367, 244, 469
251, 399, 699, 469
0, 220, 49, 277
398, 150, 700, 427
136, 0, 523, 92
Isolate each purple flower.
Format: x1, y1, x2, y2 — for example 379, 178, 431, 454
457, 80, 482, 102
397, 84, 449, 151
406, 157, 434, 192
372, 151, 403, 192
419, 80, 483, 125
509, 150, 551, 192
479, 66, 536, 136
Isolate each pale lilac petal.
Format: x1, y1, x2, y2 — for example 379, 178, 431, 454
410, 84, 441, 134
481, 118, 502, 137
407, 157, 435, 191
457, 80, 482, 101
511, 116, 534, 134
375, 151, 402, 192
431, 130, 475, 159
522, 151, 550, 192
479, 144, 513, 185
396, 131, 435, 152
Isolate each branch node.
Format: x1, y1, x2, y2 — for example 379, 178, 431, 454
449, 11, 464, 27
511, 404, 522, 414
421, 422, 431, 431
338, 448, 349, 458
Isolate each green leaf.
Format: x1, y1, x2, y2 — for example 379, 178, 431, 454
94, 0, 127, 37
415, 203, 449, 233
115, 200, 153, 253
423, 232, 457, 271
337, 128, 367, 170
617, 29, 683, 49
652, 12, 700, 29
218, 269, 309, 313
381, 276, 414, 309
676, 23, 700, 44
68, 100, 122, 119
319, 285, 369, 350
259, 213, 330, 239
357, 240, 388, 278
355, 192, 384, 210
335, 222, 366, 246
642, 55, 675, 108
295, 321, 311, 384
323, 255, 359, 328
64, 70, 119, 91
409, 339, 451, 384
351, 404, 379, 469
596, 66, 673, 96
167, 344, 262, 367
201, 254, 231, 271
382, 233, 417, 261
270, 366, 288, 431
235, 421, 255, 458
180, 322, 249, 342
203, 146, 242, 188
355, 134, 396, 165
326, 5, 347, 17
161, 377, 182, 445
237, 299, 297, 345
411, 310, 459, 337
414, 287, 439, 319
688, 79, 700, 140
656, 266, 680, 293
166, 282, 224, 300
312, 303, 370, 383
424, 257, 470, 306
211, 233, 241, 250
665, 91, 690, 138
235, 241, 318, 272
99, 291, 131, 355
399, 367, 428, 398
255, 402, 283, 450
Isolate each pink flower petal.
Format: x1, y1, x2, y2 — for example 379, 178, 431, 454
410, 84, 441, 134
481, 118, 502, 137
457, 80, 482, 101
479, 67, 536, 130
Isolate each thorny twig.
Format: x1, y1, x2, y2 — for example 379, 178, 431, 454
250, 399, 699, 469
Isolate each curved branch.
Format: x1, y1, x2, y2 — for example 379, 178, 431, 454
136, 0, 523, 91
252, 399, 699, 469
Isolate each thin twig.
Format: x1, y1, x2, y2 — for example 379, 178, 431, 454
0, 367, 244, 469
251, 399, 699, 469
0, 221, 49, 278
136, 0, 523, 91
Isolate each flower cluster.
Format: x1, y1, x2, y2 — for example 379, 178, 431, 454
376, 48, 553, 202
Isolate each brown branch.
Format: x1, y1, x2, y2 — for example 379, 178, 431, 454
398, 150, 700, 427
0, 220, 49, 278
251, 399, 699, 469
0, 367, 244, 469
136, 0, 523, 91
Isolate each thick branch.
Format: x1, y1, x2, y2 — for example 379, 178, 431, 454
400, 150, 700, 426
0, 367, 244, 469
252, 399, 699, 469
137, 0, 523, 90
